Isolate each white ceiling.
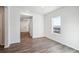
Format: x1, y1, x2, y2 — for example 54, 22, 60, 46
17, 6, 62, 15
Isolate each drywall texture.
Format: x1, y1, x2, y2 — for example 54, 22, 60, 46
44, 7, 79, 50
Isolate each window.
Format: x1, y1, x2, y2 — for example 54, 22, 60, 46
52, 16, 61, 34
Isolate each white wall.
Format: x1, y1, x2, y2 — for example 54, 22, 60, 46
44, 7, 79, 50
33, 14, 44, 38
8, 7, 21, 45
6, 6, 44, 46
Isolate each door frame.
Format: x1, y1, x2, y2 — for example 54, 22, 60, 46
20, 15, 33, 42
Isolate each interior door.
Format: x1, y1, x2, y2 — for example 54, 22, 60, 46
0, 7, 4, 45
0, 14, 2, 45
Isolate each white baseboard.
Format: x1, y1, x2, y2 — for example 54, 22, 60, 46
4, 44, 10, 48
46, 36, 79, 51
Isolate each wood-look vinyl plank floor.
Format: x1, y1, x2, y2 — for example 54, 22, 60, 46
0, 32, 79, 53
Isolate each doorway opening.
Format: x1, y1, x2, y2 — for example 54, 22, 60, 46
20, 15, 33, 43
